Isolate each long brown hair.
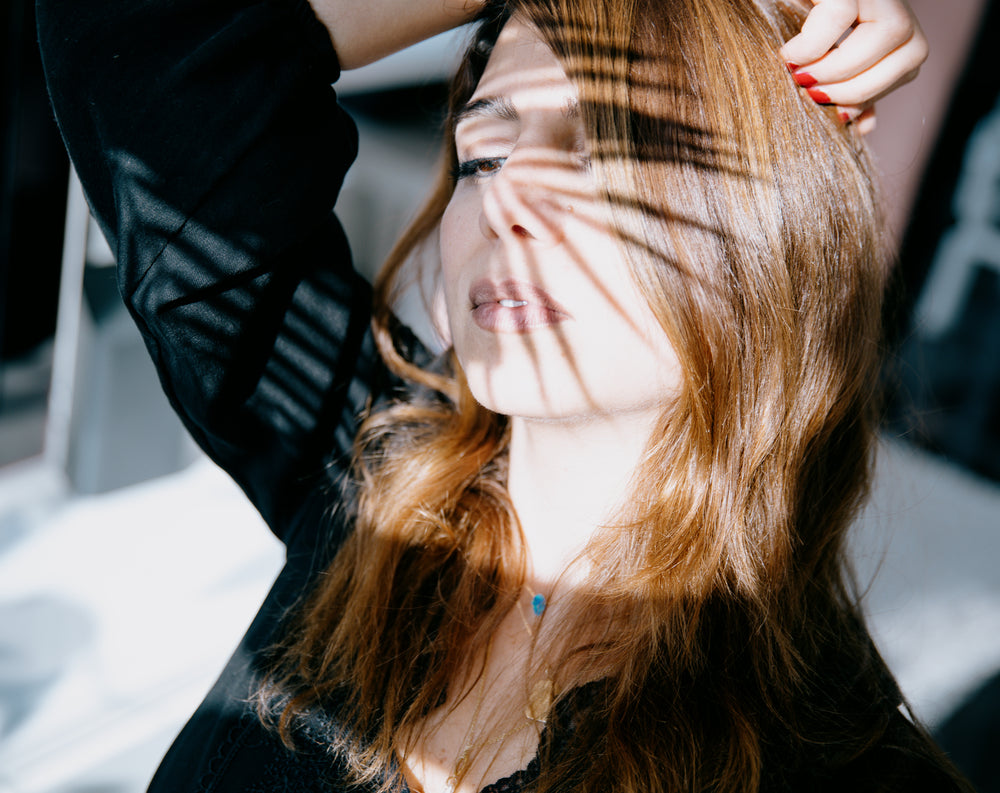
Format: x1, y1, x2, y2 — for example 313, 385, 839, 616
258, 1, 962, 791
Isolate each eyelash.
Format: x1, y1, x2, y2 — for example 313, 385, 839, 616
450, 152, 593, 183
451, 157, 506, 182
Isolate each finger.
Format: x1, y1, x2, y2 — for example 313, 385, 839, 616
795, 17, 927, 85
831, 100, 874, 127
781, 0, 860, 69
855, 105, 877, 134
787, 10, 922, 86
799, 44, 922, 108
835, 104, 865, 124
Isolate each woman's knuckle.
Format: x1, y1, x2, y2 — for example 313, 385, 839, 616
830, 3, 859, 28
910, 30, 929, 64
879, 15, 913, 47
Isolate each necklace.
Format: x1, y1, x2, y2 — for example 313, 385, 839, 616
525, 583, 547, 617
517, 587, 554, 723
445, 687, 533, 793
443, 589, 555, 793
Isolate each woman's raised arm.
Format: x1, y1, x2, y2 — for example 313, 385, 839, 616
35, 0, 472, 540
309, 0, 484, 69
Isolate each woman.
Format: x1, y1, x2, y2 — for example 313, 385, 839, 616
38, 0, 964, 791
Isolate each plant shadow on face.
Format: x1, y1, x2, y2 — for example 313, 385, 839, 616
261, 4, 909, 793
378, 0, 886, 619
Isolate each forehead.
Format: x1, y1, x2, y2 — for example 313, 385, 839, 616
466, 18, 578, 115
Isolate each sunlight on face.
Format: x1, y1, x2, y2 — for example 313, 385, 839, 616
440, 18, 680, 426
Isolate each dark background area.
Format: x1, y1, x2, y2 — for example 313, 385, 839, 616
1, 0, 68, 359
885, 0, 1000, 486
1, 0, 69, 462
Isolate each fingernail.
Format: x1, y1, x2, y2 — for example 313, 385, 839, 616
807, 88, 831, 104
785, 61, 799, 71
838, 111, 851, 124
793, 72, 817, 88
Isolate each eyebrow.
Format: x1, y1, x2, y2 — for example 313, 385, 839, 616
454, 95, 581, 126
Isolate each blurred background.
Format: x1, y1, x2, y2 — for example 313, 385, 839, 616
0, 0, 998, 790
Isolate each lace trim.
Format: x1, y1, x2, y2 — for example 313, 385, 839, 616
197, 717, 253, 793
479, 753, 540, 793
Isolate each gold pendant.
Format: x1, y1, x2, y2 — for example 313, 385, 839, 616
525, 678, 554, 723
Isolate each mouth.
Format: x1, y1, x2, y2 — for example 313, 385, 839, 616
468, 278, 570, 333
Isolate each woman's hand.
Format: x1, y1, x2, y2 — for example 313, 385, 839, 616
780, 0, 928, 133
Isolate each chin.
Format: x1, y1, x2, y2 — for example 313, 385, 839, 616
452, 327, 681, 425
461, 364, 662, 426
463, 371, 574, 420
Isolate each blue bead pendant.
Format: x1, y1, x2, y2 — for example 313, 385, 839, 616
531, 593, 546, 616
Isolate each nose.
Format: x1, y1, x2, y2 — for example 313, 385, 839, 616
479, 149, 569, 247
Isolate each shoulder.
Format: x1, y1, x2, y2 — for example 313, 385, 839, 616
150, 711, 346, 793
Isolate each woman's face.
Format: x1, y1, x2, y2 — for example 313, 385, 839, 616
440, 18, 680, 424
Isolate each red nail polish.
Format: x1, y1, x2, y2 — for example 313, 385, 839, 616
793, 72, 817, 88
785, 61, 799, 71
808, 88, 831, 104
838, 111, 851, 123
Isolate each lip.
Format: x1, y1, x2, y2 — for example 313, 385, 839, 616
469, 278, 570, 333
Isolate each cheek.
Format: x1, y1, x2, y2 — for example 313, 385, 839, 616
438, 200, 472, 342
597, 269, 684, 392
440, 187, 479, 250
439, 199, 473, 288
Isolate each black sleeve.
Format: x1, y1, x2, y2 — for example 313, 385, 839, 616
37, 0, 385, 542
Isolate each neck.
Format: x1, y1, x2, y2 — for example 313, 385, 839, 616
506, 411, 657, 587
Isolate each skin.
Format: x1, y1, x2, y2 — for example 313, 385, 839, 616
313, 0, 483, 69
781, 0, 928, 132
314, 0, 928, 134
308, 0, 933, 566
441, 24, 682, 423
442, 6, 678, 596
407, 27, 670, 788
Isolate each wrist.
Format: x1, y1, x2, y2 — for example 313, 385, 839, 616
313, 0, 487, 70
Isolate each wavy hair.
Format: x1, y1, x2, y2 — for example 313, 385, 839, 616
257, 1, 963, 791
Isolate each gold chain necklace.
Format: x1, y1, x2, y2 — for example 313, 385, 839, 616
516, 588, 554, 724
443, 590, 555, 793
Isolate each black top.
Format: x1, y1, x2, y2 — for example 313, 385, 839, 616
36, 0, 972, 790
36, 0, 418, 788
37, 0, 546, 787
